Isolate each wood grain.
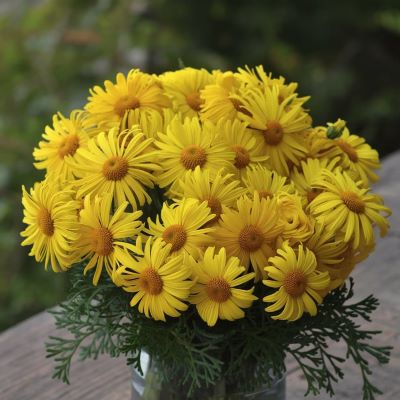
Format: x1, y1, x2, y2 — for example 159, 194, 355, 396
1, 152, 400, 399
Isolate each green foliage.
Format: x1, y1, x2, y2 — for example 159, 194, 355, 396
46, 269, 391, 399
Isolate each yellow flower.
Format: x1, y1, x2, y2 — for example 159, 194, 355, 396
147, 198, 215, 258
154, 116, 234, 189
71, 127, 160, 209
161, 67, 213, 118
85, 69, 170, 128
218, 119, 269, 179
75, 194, 143, 285
304, 222, 348, 274
33, 110, 93, 182
277, 193, 314, 244
243, 165, 294, 200
290, 157, 339, 205
201, 71, 247, 123
333, 127, 380, 186
114, 238, 192, 321
236, 85, 310, 175
309, 170, 391, 248
172, 166, 246, 225
189, 247, 257, 326
236, 65, 309, 106
212, 192, 283, 280
324, 240, 374, 290
21, 180, 79, 272
263, 243, 330, 321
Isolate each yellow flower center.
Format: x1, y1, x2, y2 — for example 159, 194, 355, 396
114, 95, 140, 117
180, 145, 207, 170
283, 270, 307, 297
341, 191, 365, 213
263, 121, 283, 146
139, 267, 164, 295
37, 207, 54, 236
162, 224, 187, 252
238, 225, 264, 252
58, 134, 80, 158
186, 91, 203, 111
307, 188, 322, 204
206, 277, 231, 303
232, 145, 250, 169
258, 190, 273, 200
102, 156, 129, 181
337, 139, 358, 162
91, 227, 114, 256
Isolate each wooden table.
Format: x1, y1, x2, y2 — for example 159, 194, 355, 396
1, 152, 400, 399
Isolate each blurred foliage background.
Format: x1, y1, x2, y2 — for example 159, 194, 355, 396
0, 0, 399, 331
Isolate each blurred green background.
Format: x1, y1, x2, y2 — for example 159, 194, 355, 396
1, 0, 399, 331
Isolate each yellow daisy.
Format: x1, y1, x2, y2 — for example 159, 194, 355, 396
309, 170, 391, 248
85, 69, 170, 128
76, 194, 143, 285
333, 126, 380, 186
114, 238, 192, 321
200, 71, 248, 123
324, 240, 374, 290
218, 119, 269, 179
304, 222, 348, 274
21, 180, 79, 272
290, 157, 340, 205
172, 166, 246, 224
154, 116, 235, 189
189, 247, 257, 327
236, 85, 310, 175
277, 193, 314, 244
242, 165, 294, 200
147, 198, 215, 258
33, 110, 93, 182
71, 128, 160, 209
263, 243, 330, 321
236, 65, 309, 106
161, 67, 213, 118
212, 192, 283, 280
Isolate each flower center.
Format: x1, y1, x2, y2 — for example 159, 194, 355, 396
139, 267, 164, 295
238, 225, 264, 252
232, 145, 250, 169
340, 191, 365, 213
102, 156, 129, 181
186, 91, 203, 111
180, 145, 207, 170
114, 95, 140, 117
206, 277, 231, 303
37, 207, 54, 236
263, 121, 283, 146
337, 139, 358, 162
230, 98, 252, 116
162, 224, 187, 252
258, 190, 273, 200
307, 188, 322, 204
206, 197, 222, 224
283, 270, 307, 297
58, 134, 80, 158
91, 226, 114, 256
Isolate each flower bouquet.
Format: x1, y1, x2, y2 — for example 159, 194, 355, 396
21, 65, 392, 399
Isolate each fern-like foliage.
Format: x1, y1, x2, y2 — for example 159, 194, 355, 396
46, 269, 391, 399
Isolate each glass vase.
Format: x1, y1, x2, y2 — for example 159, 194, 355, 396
130, 352, 286, 400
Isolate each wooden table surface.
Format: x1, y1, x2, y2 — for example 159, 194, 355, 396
1, 152, 400, 400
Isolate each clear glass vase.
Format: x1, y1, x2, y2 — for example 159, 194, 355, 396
131, 352, 286, 400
